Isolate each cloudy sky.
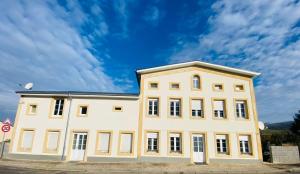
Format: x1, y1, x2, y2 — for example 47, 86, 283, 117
0, 0, 299, 123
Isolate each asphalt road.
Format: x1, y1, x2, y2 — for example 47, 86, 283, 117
0, 165, 83, 174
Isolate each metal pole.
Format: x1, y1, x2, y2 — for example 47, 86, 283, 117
0, 132, 5, 159
61, 92, 72, 161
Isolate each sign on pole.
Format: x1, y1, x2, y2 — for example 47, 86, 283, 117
1, 118, 11, 159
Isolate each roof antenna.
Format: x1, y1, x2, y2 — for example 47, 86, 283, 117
24, 83, 34, 90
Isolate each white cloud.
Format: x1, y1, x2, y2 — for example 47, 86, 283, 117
0, 0, 121, 120
169, 0, 300, 122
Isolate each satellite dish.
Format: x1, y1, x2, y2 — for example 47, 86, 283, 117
24, 83, 33, 90
258, 121, 265, 130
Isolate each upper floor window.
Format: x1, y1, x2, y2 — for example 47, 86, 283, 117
170, 83, 180, 90
239, 135, 252, 155
235, 100, 248, 119
216, 134, 229, 155
192, 75, 200, 89
148, 98, 159, 116
169, 133, 182, 153
149, 82, 158, 89
234, 84, 245, 92
53, 99, 64, 117
78, 105, 88, 116
213, 84, 223, 91
113, 106, 123, 112
191, 99, 203, 118
147, 132, 159, 153
169, 98, 181, 117
27, 104, 37, 115
213, 100, 226, 119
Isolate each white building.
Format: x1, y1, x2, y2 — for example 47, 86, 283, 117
9, 61, 262, 164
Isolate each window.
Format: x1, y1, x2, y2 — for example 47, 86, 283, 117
44, 131, 60, 153
235, 100, 248, 119
235, 84, 244, 92
239, 135, 251, 154
148, 98, 159, 116
119, 132, 133, 154
53, 99, 64, 117
213, 100, 226, 118
170, 133, 182, 153
149, 82, 158, 89
191, 99, 203, 118
192, 75, 200, 89
19, 129, 34, 152
170, 83, 180, 89
113, 106, 123, 112
78, 105, 88, 116
169, 98, 181, 117
27, 104, 37, 115
213, 84, 223, 91
216, 134, 229, 154
96, 132, 111, 154
147, 132, 158, 152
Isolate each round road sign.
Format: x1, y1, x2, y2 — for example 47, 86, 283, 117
1, 124, 10, 133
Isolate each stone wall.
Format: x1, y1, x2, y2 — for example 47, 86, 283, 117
270, 146, 299, 163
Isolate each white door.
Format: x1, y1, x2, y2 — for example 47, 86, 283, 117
70, 133, 87, 161
192, 134, 205, 163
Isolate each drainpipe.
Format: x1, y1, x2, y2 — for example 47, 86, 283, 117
61, 92, 72, 161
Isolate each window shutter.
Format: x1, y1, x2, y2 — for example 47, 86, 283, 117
120, 133, 132, 153
216, 134, 226, 140
22, 131, 34, 149
98, 133, 110, 152
192, 100, 202, 110
214, 100, 224, 110
239, 135, 249, 141
147, 133, 158, 139
170, 133, 180, 138
47, 131, 59, 150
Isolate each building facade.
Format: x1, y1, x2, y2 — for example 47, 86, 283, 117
8, 61, 262, 164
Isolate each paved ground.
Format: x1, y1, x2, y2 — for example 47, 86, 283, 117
0, 159, 299, 174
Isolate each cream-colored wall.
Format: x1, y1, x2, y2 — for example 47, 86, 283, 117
11, 96, 139, 159
140, 67, 259, 161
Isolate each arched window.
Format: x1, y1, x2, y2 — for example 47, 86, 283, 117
192, 75, 200, 89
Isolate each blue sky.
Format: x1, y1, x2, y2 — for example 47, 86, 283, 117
0, 0, 299, 123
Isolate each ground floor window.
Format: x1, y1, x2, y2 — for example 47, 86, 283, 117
146, 132, 159, 153
119, 132, 134, 154
239, 135, 252, 155
96, 132, 111, 154
44, 130, 60, 153
18, 129, 35, 152
169, 133, 182, 153
216, 134, 229, 155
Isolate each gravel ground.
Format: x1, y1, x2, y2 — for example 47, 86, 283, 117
0, 159, 299, 174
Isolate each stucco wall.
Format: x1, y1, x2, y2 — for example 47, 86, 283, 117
140, 67, 260, 162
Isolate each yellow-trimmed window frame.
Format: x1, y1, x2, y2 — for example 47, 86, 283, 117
237, 133, 254, 157
214, 133, 231, 156
191, 74, 201, 90
148, 82, 159, 89
77, 105, 89, 117
117, 131, 135, 156
95, 130, 113, 155
17, 128, 35, 152
48, 98, 66, 119
146, 97, 160, 118
144, 130, 160, 155
234, 84, 245, 92
26, 103, 38, 116
212, 98, 227, 120
212, 83, 224, 92
169, 82, 180, 90
168, 97, 183, 118
189, 97, 205, 119
43, 129, 61, 154
234, 99, 250, 120
167, 131, 184, 156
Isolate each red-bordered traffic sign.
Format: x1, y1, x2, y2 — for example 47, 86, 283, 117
1, 123, 10, 133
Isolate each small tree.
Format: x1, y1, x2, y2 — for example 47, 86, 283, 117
290, 110, 300, 135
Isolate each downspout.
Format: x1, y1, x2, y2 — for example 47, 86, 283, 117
61, 92, 72, 161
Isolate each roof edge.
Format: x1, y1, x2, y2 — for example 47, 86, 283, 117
136, 61, 261, 77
